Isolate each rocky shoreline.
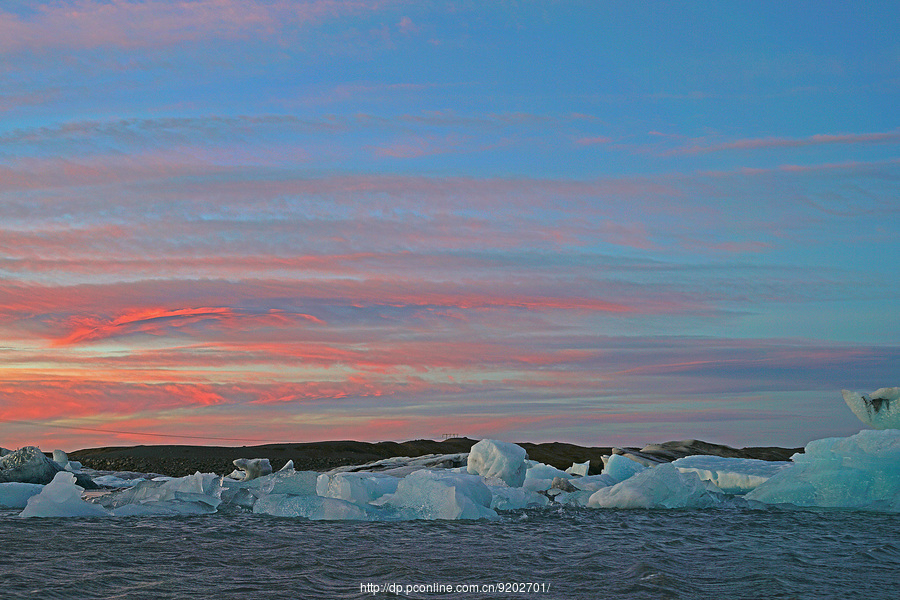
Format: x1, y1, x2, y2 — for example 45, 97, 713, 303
65, 438, 803, 478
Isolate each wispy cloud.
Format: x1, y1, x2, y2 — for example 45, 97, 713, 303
2, 2, 898, 450
674, 129, 900, 154
51, 307, 325, 346
0, 0, 399, 51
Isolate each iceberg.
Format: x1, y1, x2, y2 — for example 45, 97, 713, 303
259, 469, 319, 496
51, 449, 68, 466
466, 439, 527, 487
566, 460, 590, 476
487, 486, 549, 510
587, 464, 723, 509
20, 472, 110, 517
601, 453, 648, 483
330, 453, 468, 477
316, 471, 399, 506
842, 387, 900, 429
570, 473, 617, 492
242, 468, 390, 519
52, 449, 83, 472
228, 458, 273, 481
525, 461, 572, 480
374, 470, 498, 520
522, 461, 572, 492
671, 455, 791, 495
746, 428, 900, 511
0, 482, 45, 509
0, 446, 64, 484
99, 472, 224, 516
221, 468, 320, 509
253, 493, 379, 520
91, 474, 147, 488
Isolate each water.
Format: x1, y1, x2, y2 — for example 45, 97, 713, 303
1, 505, 898, 599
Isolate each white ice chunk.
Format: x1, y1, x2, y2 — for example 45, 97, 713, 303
554, 489, 595, 506
566, 460, 590, 477
522, 461, 573, 492
488, 486, 550, 510
0, 482, 44, 508
49, 449, 81, 472
91, 474, 144, 488
588, 464, 723, 509
525, 461, 571, 480
20, 472, 110, 517
316, 471, 399, 505
601, 453, 648, 483
571, 474, 617, 493
842, 387, 900, 429
375, 470, 498, 520
466, 439, 527, 487
329, 453, 467, 477
746, 429, 900, 511
221, 468, 319, 509
51, 449, 68, 466
264, 469, 319, 496
278, 460, 294, 472
230, 458, 273, 481
672, 455, 791, 494
253, 493, 378, 520
0, 446, 63, 484
100, 472, 223, 515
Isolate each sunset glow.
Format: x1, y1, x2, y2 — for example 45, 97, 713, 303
2, 1, 898, 449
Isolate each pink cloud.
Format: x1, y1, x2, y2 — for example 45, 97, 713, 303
675, 129, 900, 154
574, 135, 612, 146
0, 0, 399, 51
371, 134, 467, 159
50, 306, 324, 346
397, 15, 418, 35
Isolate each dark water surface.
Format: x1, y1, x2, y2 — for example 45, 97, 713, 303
1, 505, 897, 599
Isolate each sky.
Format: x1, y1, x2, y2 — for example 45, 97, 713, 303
1, 1, 898, 451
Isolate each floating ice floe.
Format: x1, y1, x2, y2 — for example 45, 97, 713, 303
97, 472, 224, 516
316, 471, 400, 506
0, 446, 65, 484
466, 439, 527, 487
0, 482, 45, 509
487, 485, 549, 510
253, 493, 380, 520
330, 453, 468, 477
587, 463, 724, 509
227, 457, 273, 481
21, 472, 110, 517
49, 449, 82, 472
374, 469, 498, 520
522, 460, 573, 492
601, 453, 648, 483
566, 460, 590, 477
91, 473, 148, 488
746, 428, 900, 512
671, 455, 791, 495
220, 467, 318, 509
246, 467, 384, 520
842, 387, 900, 430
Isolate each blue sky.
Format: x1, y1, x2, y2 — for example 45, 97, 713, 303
1, 1, 898, 450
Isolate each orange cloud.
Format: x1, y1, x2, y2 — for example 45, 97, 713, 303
50, 307, 324, 346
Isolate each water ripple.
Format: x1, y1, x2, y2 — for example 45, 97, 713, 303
1, 506, 898, 599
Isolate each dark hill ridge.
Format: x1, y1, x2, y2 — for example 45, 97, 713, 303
68, 438, 802, 478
